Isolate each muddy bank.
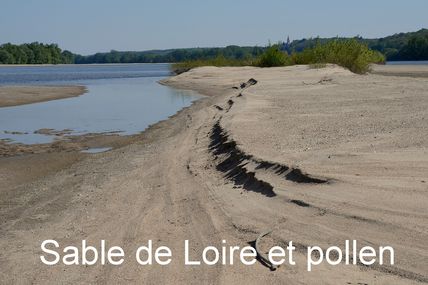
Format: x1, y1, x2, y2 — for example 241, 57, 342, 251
0, 85, 86, 107
0, 130, 138, 157
0, 131, 145, 198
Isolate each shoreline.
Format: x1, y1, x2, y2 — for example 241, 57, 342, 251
0, 63, 171, 67
1, 65, 427, 283
0, 85, 86, 107
370, 64, 428, 78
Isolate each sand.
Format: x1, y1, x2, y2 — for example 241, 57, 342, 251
0, 131, 140, 157
0, 65, 427, 284
0, 85, 86, 107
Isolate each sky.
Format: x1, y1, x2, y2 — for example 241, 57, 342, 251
1, 0, 427, 55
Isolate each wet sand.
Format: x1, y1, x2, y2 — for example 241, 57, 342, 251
0, 65, 427, 284
0, 85, 86, 107
0, 131, 139, 157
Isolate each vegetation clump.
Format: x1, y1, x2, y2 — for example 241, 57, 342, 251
292, 28, 428, 61
291, 39, 385, 73
256, 44, 290, 67
172, 39, 385, 74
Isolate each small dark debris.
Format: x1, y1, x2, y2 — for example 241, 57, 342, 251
290, 199, 311, 207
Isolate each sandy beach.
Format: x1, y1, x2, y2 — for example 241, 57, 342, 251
1, 65, 427, 284
0, 85, 86, 107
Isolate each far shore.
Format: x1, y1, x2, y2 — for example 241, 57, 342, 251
0, 85, 86, 107
0, 63, 170, 67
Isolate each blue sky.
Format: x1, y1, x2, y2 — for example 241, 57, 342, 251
1, 0, 427, 55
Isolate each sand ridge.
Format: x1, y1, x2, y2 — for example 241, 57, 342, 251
0, 85, 86, 107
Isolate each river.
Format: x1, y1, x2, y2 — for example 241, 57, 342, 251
0, 64, 201, 144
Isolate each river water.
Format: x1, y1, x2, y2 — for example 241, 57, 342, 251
0, 64, 201, 144
386, 60, 428, 65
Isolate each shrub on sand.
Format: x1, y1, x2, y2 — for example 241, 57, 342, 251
256, 44, 290, 67
291, 39, 385, 74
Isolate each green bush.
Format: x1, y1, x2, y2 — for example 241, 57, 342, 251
256, 45, 290, 67
291, 39, 385, 74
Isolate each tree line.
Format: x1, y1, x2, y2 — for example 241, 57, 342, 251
0, 42, 264, 64
1, 29, 427, 64
290, 29, 428, 61
0, 42, 74, 64
73, 46, 264, 64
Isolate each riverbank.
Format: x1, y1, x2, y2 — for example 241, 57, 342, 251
0, 85, 86, 107
1, 65, 427, 284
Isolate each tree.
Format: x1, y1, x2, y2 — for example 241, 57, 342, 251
0, 50, 13, 64
398, 36, 428, 60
